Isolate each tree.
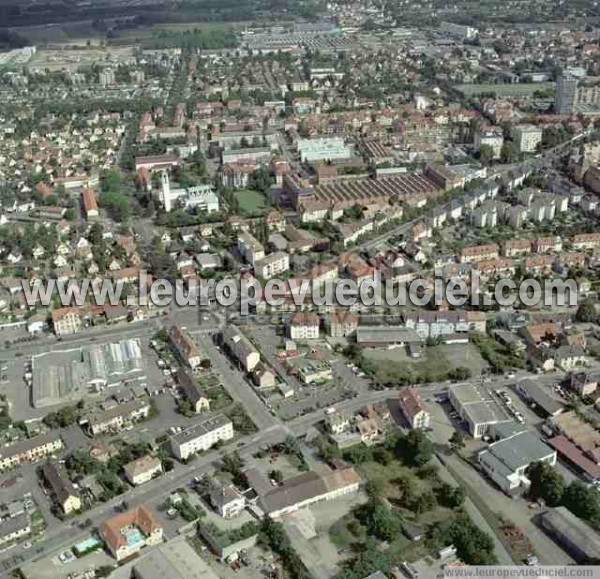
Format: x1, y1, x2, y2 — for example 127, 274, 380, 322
438, 482, 466, 508
269, 469, 284, 484
365, 478, 384, 499
248, 167, 271, 193
576, 299, 598, 323
527, 461, 565, 507
478, 144, 495, 166
400, 429, 434, 467
563, 481, 600, 529
500, 141, 520, 164
449, 430, 465, 450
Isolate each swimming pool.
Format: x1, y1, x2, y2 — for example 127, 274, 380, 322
125, 527, 145, 547
74, 535, 102, 553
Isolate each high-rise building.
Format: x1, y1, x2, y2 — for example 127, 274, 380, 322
555, 74, 579, 114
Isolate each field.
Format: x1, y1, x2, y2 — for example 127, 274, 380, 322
454, 82, 555, 97
234, 189, 267, 215
28, 45, 136, 73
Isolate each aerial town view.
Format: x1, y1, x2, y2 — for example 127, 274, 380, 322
1, 0, 600, 577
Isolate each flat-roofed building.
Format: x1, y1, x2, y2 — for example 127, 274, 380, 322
254, 252, 290, 279
449, 383, 512, 438
237, 231, 265, 265
356, 326, 421, 347
169, 414, 234, 461
478, 429, 556, 493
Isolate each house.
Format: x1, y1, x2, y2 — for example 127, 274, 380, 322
398, 388, 430, 429
169, 415, 234, 461
503, 239, 532, 258
176, 369, 210, 413
81, 187, 99, 220
572, 232, 600, 251
568, 371, 598, 396
208, 481, 246, 518
51, 307, 84, 336
41, 460, 81, 515
221, 325, 260, 372
99, 504, 163, 561
123, 455, 163, 486
169, 324, 206, 369
287, 357, 332, 384
327, 411, 351, 435
0, 433, 63, 471
326, 313, 359, 337
554, 345, 587, 372
289, 312, 320, 340
478, 428, 556, 494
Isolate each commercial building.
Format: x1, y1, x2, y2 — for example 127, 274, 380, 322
169, 414, 234, 461
297, 137, 351, 163
478, 428, 556, 493
515, 379, 564, 417
449, 383, 512, 438
539, 507, 600, 563
0, 433, 63, 471
398, 388, 430, 429
221, 325, 260, 372
287, 357, 332, 384
32, 338, 146, 408
41, 460, 82, 514
83, 399, 151, 436
99, 504, 163, 561
123, 455, 163, 486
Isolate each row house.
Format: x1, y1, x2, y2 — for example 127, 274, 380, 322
84, 400, 151, 436
572, 233, 600, 251
169, 324, 206, 369
503, 239, 532, 258
524, 255, 555, 275
459, 243, 499, 264
473, 258, 515, 279
326, 313, 360, 338
533, 236, 562, 254
0, 433, 63, 471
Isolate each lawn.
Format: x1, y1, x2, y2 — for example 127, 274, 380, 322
361, 344, 484, 384
234, 189, 267, 215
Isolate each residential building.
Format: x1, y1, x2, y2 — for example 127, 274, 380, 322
81, 187, 99, 220
0, 514, 30, 546
41, 460, 81, 514
555, 73, 579, 114
177, 369, 210, 413
237, 231, 265, 265
289, 312, 320, 340
99, 504, 163, 561
512, 125, 543, 153
169, 324, 205, 369
221, 325, 260, 372
326, 313, 359, 337
123, 455, 163, 486
503, 239, 532, 258
254, 252, 290, 279
51, 307, 83, 336
474, 128, 503, 159
208, 481, 246, 518
169, 415, 234, 461
459, 244, 499, 263
568, 371, 598, 396
398, 388, 430, 429
0, 433, 63, 471
478, 428, 557, 493
84, 400, 151, 436
572, 232, 600, 251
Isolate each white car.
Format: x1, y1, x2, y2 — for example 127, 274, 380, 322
22, 542, 32, 550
